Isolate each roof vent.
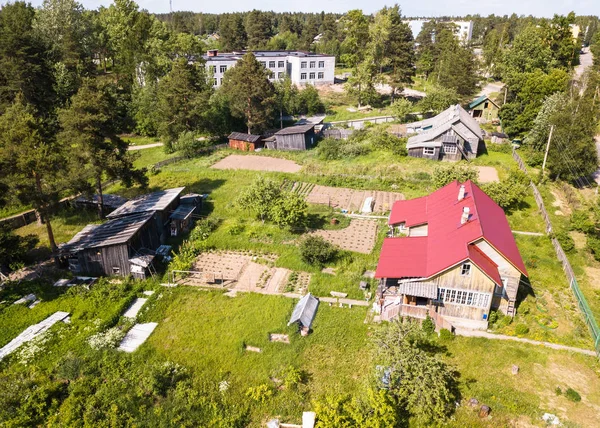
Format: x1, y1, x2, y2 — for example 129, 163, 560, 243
461, 207, 470, 224
458, 185, 466, 201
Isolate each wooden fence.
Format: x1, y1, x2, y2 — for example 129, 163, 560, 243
512, 149, 600, 356
322, 129, 355, 140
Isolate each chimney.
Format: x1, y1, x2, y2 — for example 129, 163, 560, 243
207, 49, 218, 57
461, 207, 470, 224
458, 184, 466, 201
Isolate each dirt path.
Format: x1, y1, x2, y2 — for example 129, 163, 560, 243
211, 154, 302, 173
128, 142, 164, 151
455, 328, 597, 357
476, 166, 499, 183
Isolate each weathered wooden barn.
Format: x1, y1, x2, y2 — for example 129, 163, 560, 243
59, 212, 161, 277
405, 105, 484, 161
227, 132, 264, 151
375, 181, 528, 330
468, 95, 500, 122
268, 124, 316, 150
107, 187, 185, 243
169, 194, 202, 237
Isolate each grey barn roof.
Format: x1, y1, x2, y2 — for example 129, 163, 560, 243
288, 293, 319, 328
228, 132, 262, 143
407, 104, 483, 149
107, 187, 185, 219
169, 204, 196, 221
275, 124, 315, 135
59, 212, 155, 254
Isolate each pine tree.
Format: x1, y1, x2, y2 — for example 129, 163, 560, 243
0, 98, 68, 253
245, 10, 272, 50
219, 52, 276, 134
58, 78, 147, 218
156, 58, 213, 148
219, 13, 247, 52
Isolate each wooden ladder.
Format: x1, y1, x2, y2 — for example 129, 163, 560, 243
506, 299, 516, 317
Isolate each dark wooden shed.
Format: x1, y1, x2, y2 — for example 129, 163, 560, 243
59, 212, 161, 277
107, 187, 184, 243
273, 124, 316, 151
228, 132, 264, 151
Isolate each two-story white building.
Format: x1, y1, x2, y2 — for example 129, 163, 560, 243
202, 50, 336, 88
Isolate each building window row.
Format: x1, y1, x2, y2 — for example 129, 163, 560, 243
301, 61, 326, 69
437, 287, 491, 308
300, 72, 325, 81
208, 65, 228, 74
423, 147, 435, 155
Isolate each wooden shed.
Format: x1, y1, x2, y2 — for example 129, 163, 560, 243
228, 132, 264, 151
272, 124, 316, 151
107, 187, 185, 243
59, 212, 161, 277
468, 95, 500, 122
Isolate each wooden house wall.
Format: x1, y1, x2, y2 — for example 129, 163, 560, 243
408, 147, 441, 160
428, 263, 495, 322
471, 102, 499, 121
155, 197, 181, 243
76, 244, 130, 276
228, 139, 263, 151
277, 133, 307, 151
72, 216, 161, 277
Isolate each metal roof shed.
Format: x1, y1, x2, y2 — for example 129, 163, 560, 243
288, 293, 319, 334
107, 187, 185, 219
274, 124, 316, 151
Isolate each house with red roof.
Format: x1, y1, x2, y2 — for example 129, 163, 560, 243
374, 180, 527, 330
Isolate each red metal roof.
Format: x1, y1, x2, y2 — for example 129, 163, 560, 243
376, 180, 527, 282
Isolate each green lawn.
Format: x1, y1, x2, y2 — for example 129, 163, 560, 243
121, 135, 161, 146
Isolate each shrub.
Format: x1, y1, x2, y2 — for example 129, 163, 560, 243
514, 324, 530, 335
300, 236, 337, 266
390, 98, 413, 122
88, 327, 125, 350
438, 329, 454, 341
432, 163, 479, 188
0, 224, 38, 273
482, 168, 529, 210
270, 191, 308, 230
586, 235, 600, 261
570, 210, 596, 234
565, 388, 581, 402
245, 384, 274, 402
555, 230, 575, 252
174, 131, 210, 158
422, 315, 436, 335
318, 138, 341, 160
555, 386, 562, 396
370, 128, 408, 156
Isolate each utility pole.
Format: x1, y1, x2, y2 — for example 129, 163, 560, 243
503, 86, 508, 105
542, 125, 554, 174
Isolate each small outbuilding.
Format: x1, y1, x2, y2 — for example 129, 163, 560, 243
228, 132, 264, 151
271, 124, 316, 151
288, 293, 319, 335
468, 95, 500, 122
59, 212, 161, 277
107, 187, 185, 243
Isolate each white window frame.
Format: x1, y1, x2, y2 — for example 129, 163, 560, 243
213, 78, 218, 86
260, 61, 266, 67
269, 61, 275, 68
300, 73, 307, 80
278, 61, 285, 68
309, 72, 315, 79
437, 287, 492, 309
443, 144, 457, 154
317, 72, 324, 79
423, 147, 435, 155
310, 61, 316, 68
219, 65, 227, 73
301, 61, 307, 69
318, 61, 325, 68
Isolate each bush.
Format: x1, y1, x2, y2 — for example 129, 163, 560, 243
514, 324, 530, 335
390, 98, 413, 122
570, 210, 596, 234
318, 138, 342, 160
555, 230, 575, 252
586, 234, 600, 261
174, 131, 210, 158
298, 84, 325, 115
438, 329, 454, 341
300, 236, 337, 266
482, 169, 529, 210
432, 163, 478, 188
0, 224, 38, 273
565, 388, 581, 402
422, 315, 435, 335
370, 128, 408, 156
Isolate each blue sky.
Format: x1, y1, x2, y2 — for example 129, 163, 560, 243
21, 0, 600, 17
